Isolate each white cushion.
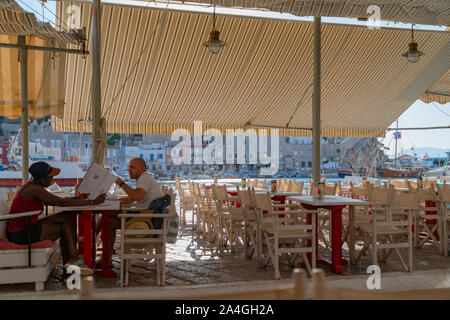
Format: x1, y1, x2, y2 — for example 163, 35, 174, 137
0, 200, 11, 241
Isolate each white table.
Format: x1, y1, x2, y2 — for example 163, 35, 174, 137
286, 195, 369, 272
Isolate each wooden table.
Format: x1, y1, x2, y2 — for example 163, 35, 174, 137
287, 195, 369, 274
54, 200, 120, 278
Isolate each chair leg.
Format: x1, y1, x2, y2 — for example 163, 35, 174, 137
120, 258, 124, 288
35, 281, 44, 292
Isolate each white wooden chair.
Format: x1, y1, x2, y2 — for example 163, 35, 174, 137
253, 191, 316, 279
202, 185, 219, 244
119, 189, 176, 287
436, 183, 450, 256
237, 188, 258, 260
175, 178, 195, 227
414, 186, 441, 251
212, 185, 245, 253
0, 200, 59, 291
356, 186, 416, 272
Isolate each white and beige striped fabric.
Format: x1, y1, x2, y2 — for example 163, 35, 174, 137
0, 0, 80, 119
52, 2, 450, 137
133, 0, 450, 27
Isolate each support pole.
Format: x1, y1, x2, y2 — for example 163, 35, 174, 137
312, 17, 321, 186
91, 0, 102, 164
18, 36, 29, 184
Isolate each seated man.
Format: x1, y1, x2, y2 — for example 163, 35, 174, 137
7, 162, 106, 277
97, 158, 163, 263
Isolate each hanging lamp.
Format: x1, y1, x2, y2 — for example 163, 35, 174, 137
402, 25, 425, 63
203, 5, 227, 54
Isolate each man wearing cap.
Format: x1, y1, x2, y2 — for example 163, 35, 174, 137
7, 161, 106, 276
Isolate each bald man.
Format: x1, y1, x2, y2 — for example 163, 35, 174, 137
115, 158, 163, 208
96, 158, 163, 267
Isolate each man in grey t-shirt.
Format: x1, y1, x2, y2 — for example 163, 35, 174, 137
97, 158, 163, 266
115, 158, 163, 208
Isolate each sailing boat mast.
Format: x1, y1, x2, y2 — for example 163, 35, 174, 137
394, 119, 399, 169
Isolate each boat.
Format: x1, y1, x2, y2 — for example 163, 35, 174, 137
423, 166, 450, 179
375, 167, 420, 178
0, 131, 87, 187
0, 161, 86, 187
337, 169, 366, 178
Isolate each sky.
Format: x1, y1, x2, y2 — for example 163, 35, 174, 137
22, 0, 450, 155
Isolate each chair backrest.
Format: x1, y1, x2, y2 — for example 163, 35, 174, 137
350, 184, 368, 199
253, 191, 274, 212
390, 188, 418, 208
238, 189, 254, 208
436, 183, 450, 202
310, 183, 337, 196
415, 187, 437, 202
390, 179, 409, 189
368, 184, 390, 204
255, 179, 266, 189
212, 185, 228, 202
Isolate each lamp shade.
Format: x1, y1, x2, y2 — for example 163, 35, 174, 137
203, 29, 227, 54
402, 41, 424, 63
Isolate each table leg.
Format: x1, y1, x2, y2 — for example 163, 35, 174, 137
331, 207, 344, 274
94, 212, 117, 278
82, 211, 93, 269
77, 214, 84, 255
349, 206, 355, 265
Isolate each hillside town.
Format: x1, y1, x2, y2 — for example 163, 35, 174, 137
1, 117, 448, 180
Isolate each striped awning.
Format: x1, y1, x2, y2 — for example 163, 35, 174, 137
0, 0, 78, 43
419, 70, 450, 104
52, 3, 450, 137
0, 0, 79, 119
137, 0, 450, 26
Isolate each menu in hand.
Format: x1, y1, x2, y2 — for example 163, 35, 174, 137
77, 163, 116, 200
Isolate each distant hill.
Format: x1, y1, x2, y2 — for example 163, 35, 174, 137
388, 147, 450, 159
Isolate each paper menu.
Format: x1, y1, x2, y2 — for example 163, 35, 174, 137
77, 163, 117, 200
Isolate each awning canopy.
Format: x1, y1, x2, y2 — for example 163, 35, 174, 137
0, 0, 79, 119
136, 0, 450, 27
419, 70, 450, 104
52, 3, 450, 137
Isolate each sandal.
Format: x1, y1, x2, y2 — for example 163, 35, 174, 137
64, 259, 93, 277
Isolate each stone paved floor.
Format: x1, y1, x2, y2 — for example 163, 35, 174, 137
0, 208, 448, 297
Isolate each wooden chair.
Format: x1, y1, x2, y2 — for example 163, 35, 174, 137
119, 189, 176, 287
311, 269, 450, 300
255, 179, 267, 189
355, 186, 416, 272
253, 191, 316, 279
175, 178, 195, 227
79, 268, 308, 300
0, 200, 58, 291
436, 183, 450, 256
212, 185, 245, 253
202, 185, 219, 244
342, 183, 371, 247
414, 186, 441, 251
237, 188, 258, 260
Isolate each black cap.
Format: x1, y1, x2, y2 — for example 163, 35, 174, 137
28, 162, 61, 180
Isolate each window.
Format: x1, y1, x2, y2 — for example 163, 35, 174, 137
50, 139, 55, 148
308, 161, 312, 167
158, 154, 163, 160
150, 154, 154, 161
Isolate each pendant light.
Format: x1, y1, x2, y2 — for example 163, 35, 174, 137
402, 25, 425, 63
203, 5, 227, 54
